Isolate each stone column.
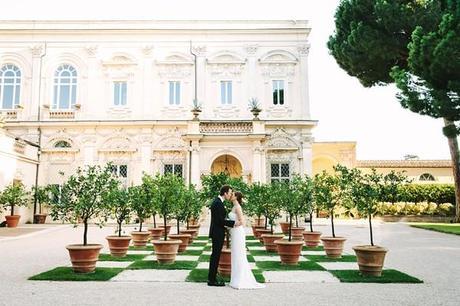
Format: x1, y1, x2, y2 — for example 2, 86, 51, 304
297, 44, 311, 119
190, 140, 201, 187
142, 45, 154, 119
245, 44, 259, 99
192, 46, 207, 114
252, 140, 263, 183
300, 133, 313, 176
30, 44, 45, 120
85, 45, 98, 118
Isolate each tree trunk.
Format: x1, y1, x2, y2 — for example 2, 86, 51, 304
270, 221, 273, 234
295, 215, 299, 227
153, 214, 156, 228
118, 221, 122, 237
369, 214, 374, 246
309, 212, 314, 232
10, 204, 14, 216
288, 214, 292, 242
444, 118, 460, 223
264, 215, 268, 229
177, 218, 180, 235
139, 220, 143, 232
83, 219, 88, 246
164, 215, 167, 241
331, 209, 335, 238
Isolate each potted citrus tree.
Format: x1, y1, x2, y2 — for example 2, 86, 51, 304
49, 164, 118, 273
260, 183, 283, 252
151, 173, 182, 264
169, 182, 192, 252
141, 174, 163, 241
181, 185, 203, 240
273, 181, 304, 265
32, 185, 50, 224
294, 175, 321, 247
314, 166, 352, 258
128, 184, 152, 247
351, 168, 389, 277
246, 183, 268, 238
105, 184, 132, 257
0, 182, 29, 228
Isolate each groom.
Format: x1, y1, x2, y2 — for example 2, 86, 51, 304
207, 185, 240, 286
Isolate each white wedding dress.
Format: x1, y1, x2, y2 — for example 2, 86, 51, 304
228, 206, 265, 290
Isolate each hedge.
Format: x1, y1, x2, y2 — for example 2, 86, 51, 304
381, 184, 455, 204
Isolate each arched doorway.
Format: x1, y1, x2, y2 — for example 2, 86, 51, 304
211, 154, 243, 178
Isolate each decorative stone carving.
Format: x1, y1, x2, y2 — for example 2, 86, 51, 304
191, 45, 207, 56
85, 45, 99, 57
30, 44, 44, 57
245, 44, 259, 55
99, 136, 136, 153
199, 122, 253, 134
153, 135, 187, 151
261, 64, 296, 79
208, 64, 245, 80
157, 64, 192, 79
266, 128, 299, 150
297, 44, 310, 56
102, 55, 138, 79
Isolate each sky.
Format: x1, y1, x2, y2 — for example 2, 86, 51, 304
0, 0, 450, 160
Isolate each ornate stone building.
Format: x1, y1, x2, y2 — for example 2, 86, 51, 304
0, 20, 316, 191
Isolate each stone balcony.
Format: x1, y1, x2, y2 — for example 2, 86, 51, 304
199, 121, 253, 134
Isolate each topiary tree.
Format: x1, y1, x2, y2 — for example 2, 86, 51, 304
141, 173, 159, 227
382, 170, 411, 204
270, 181, 297, 241
184, 184, 204, 229
313, 166, 353, 238
349, 168, 384, 246
49, 164, 118, 245
262, 184, 281, 234
128, 184, 151, 233
0, 182, 29, 216
106, 184, 132, 237
295, 174, 316, 232
246, 182, 268, 228
32, 185, 49, 215
152, 173, 185, 240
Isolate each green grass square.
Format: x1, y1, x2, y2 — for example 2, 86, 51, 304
329, 269, 423, 283
255, 261, 325, 271
246, 242, 263, 247
306, 255, 357, 262
410, 223, 460, 236
180, 249, 203, 256
98, 254, 147, 262
185, 268, 265, 283
196, 236, 210, 241
302, 245, 324, 251
127, 260, 197, 270
29, 267, 123, 281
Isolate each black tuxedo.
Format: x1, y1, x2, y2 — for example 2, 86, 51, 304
208, 196, 235, 283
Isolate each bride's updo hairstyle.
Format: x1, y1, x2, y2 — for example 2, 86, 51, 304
234, 191, 243, 205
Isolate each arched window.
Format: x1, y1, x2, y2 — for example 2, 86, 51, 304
53, 64, 77, 110
419, 173, 435, 181
54, 140, 71, 148
0, 64, 21, 109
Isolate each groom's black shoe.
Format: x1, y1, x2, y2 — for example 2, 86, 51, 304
207, 280, 225, 287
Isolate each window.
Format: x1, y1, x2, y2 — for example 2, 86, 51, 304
54, 140, 71, 148
272, 80, 284, 105
164, 163, 183, 177
109, 164, 128, 187
53, 64, 77, 110
220, 81, 232, 105
0, 64, 21, 109
113, 81, 127, 106
270, 163, 290, 183
168, 81, 181, 105
419, 173, 435, 181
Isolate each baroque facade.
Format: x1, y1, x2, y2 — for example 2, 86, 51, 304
0, 20, 316, 191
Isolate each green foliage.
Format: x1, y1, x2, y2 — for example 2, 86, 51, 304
49, 164, 119, 245
105, 185, 131, 237
150, 173, 186, 240
184, 185, 204, 227
383, 184, 456, 204
127, 184, 151, 232
200, 172, 248, 211
32, 185, 52, 214
381, 171, 411, 203
328, 0, 441, 87
0, 182, 29, 216
377, 201, 455, 216
246, 183, 270, 224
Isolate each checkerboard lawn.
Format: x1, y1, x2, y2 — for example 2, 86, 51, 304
29, 235, 422, 284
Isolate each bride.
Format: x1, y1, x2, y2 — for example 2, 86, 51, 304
228, 191, 265, 290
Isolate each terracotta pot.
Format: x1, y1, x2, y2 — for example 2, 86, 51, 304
33, 214, 47, 224
188, 225, 200, 237
159, 224, 172, 236
148, 227, 163, 241
5, 215, 20, 228
252, 225, 265, 238
152, 239, 181, 264
261, 234, 284, 252
303, 231, 322, 247
321, 236, 347, 258
279, 222, 290, 235
257, 229, 272, 243
66, 244, 103, 273
290, 227, 305, 241
274, 239, 304, 265
168, 234, 191, 252
253, 217, 265, 227
106, 235, 132, 257
218, 247, 231, 277
130, 231, 150, 247
180, 229, 197, 243
353, 245, 388, 277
